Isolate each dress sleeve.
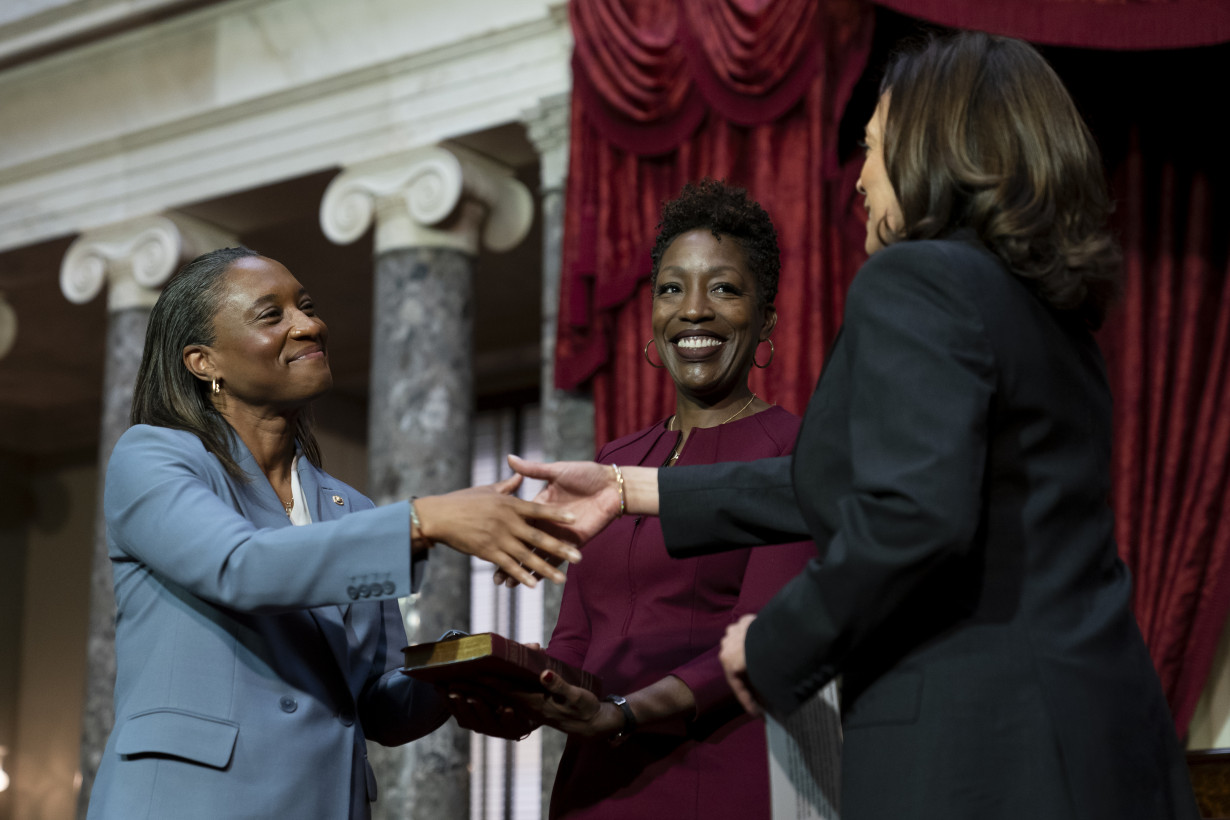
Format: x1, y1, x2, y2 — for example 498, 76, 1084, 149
545, 559, 591, 669
670, 540, 817, 716
105, 425, 414, 612
746, 243, 997, 716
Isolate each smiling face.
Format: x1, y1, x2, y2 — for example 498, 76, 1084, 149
183, 255, 332, 416
651, 229, 776, 404
857, 93, 904, 255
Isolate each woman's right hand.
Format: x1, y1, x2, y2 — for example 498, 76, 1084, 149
488, 458, 620, 587
494, 457, 659, 587
443, 684, 542, 740
508, 457, 625, 542
413, 474, 581, 588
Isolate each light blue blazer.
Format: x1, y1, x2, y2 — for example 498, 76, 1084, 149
87, 424, 447, 819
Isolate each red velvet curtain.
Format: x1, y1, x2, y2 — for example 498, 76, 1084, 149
1098, 129, 1230, 733
558, 0, 1230, 735
557, 0, 875, 444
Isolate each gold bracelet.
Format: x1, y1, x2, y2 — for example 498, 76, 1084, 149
611, 464, 626, 517
409, 497, 433, 548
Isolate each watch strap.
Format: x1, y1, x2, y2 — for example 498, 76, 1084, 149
603, 694, 636, 744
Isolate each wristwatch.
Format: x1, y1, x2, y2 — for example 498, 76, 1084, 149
603, 694, 637, 745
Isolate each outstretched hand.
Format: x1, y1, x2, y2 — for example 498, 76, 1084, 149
414, 474, 581, 588
491, 456, 626, 587
508, 456, 625, 543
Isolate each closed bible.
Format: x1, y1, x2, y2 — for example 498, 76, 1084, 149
401, 632, 603, 696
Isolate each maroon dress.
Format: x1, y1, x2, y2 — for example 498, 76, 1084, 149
546, 406, 815, 820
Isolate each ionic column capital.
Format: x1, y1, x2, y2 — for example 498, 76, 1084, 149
60, 213, 238, 311
0, 292, 15, 360
522, 93, 571, 193
319, 144, 534, 255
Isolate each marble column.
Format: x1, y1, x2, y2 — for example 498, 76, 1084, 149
524, 94, 594, 814
321, 145, 533, 820
62, 214, 237, 817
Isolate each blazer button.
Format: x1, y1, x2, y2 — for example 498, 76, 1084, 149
347, 585, 360, 600
382, 581, 396, 595
280, 696, 298, 713
339, 710, 355, 726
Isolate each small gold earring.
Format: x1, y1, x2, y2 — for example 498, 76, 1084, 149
211, 377, 221, 395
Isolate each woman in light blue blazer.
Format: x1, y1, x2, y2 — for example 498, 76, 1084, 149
87, 247, 580, 819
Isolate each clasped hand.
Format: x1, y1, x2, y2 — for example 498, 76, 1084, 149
490, 456, 627, 587
413, 473, 583, 588
442, 644, 620, 740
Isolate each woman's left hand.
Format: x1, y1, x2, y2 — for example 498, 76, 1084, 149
510, 670, 622, 739
720, 614, 763, 717
414, 474, 582, 588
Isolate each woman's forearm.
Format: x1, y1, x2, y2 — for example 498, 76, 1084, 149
618, 465, 660, 517
621, 674, 696, 736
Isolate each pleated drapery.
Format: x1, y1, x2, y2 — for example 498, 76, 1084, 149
1098, 111, 1230, 734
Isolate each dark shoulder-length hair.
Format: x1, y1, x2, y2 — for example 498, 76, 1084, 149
130, 246, 323, 480
879, 31, 1121, 328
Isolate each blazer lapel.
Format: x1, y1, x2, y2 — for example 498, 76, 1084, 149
298, 457, 374, 694
297, 457, 348, 624
228, 434, 294, 522
225, 434, 361, 694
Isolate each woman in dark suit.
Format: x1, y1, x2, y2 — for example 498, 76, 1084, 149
89, 248, 580, 819
512, 32, 1199, 820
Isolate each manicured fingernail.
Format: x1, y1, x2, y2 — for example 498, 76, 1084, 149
567, 549, 581, 562
543, 671, 556, 684
561, 513, 576, 523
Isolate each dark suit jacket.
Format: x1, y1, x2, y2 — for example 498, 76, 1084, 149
659, 237, 1198, 820
89, 425, 447, 819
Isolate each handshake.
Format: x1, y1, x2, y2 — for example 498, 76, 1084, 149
471, 456, 659, 588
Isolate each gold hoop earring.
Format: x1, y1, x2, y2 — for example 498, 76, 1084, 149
753, 339, 774, 369
643, 339, 665, 369
211, 377, 221, 395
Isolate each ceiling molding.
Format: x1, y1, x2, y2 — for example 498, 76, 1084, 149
0, 0, 571, 253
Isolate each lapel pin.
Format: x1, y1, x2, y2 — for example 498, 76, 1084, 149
332, 495, 345, 506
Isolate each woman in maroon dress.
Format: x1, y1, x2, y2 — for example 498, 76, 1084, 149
453, 180, 826, 819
